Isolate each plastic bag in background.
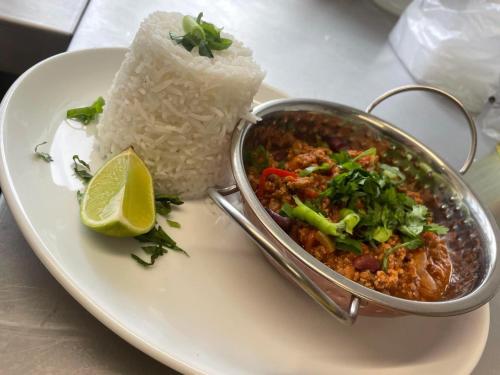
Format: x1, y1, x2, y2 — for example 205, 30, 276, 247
389, 0, 500, 114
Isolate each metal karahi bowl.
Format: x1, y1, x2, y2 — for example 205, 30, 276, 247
209, 85, 500, 325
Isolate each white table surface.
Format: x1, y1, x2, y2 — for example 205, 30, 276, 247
1, 0, 498, 373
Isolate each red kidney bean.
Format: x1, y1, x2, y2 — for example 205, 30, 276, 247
265, 208, 291, 231
273, 149, 288, 161
324, 135, 347, 151
353, 254, 380, 273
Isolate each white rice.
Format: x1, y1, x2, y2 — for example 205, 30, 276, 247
97, 11, 265, 198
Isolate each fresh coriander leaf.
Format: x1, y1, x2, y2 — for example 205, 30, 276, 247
399, 205, 428, 237
405, 237, 425, 250
399, 223, 423, 238
72, 155, 93, 183
155, 194, 184, 205
380, 163, 405, 184
424, 223, 449, 235
335, 237, 362, 254
167, 219, 181, 228
67, 97, 105, 125
34, 141, 53, 162
331, 150, 351, 165
409, 205, 428, 221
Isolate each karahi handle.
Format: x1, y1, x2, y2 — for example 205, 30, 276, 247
367, 84, 477, 175
208, 185, 360, 326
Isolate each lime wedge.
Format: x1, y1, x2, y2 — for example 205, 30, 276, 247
80, 147, 155, 237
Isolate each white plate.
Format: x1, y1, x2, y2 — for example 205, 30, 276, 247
0, 47, 490, 374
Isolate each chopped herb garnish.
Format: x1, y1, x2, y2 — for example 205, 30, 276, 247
155, 194, 183, 218
34, 142, 53, 162
132, 224, 188, 267
76, 190, 84, 204
167, 219, 181, 228
335, 237, 362, 254
155, 201, 172, 217
131, 245, 167, 266
319, 147, 446, 249
72, 155, 93, 183
380, 163, 405, 184
156, 194, 184, 205
247, 145, 269, 172
170, 12, 232, 58
423, 223, 449, 235
67, 97, 105, 124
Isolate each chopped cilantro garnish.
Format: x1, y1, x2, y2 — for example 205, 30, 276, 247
132, 224, 189, 266
246, 145, 269, 172
167, 219, 181, 228
76, 190, 84, 205
34, 141, 53, 162
155, 194, 183, 218
72, 155, 93, 183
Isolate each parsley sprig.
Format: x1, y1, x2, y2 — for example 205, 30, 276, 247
170, 12, 232, 58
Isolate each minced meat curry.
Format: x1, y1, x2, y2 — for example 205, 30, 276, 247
245, 115, 452, 301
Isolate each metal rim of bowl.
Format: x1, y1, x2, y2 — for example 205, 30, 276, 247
227, 96, 500, 318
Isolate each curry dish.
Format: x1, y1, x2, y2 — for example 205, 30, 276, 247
245, 114, 453, 301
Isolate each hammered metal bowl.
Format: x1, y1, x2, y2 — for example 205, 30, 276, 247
209, 85, 500, 325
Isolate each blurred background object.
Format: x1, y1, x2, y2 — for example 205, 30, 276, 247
389, 0, 500, 114
0, 0, 88, 98
374, 0, 412, 15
